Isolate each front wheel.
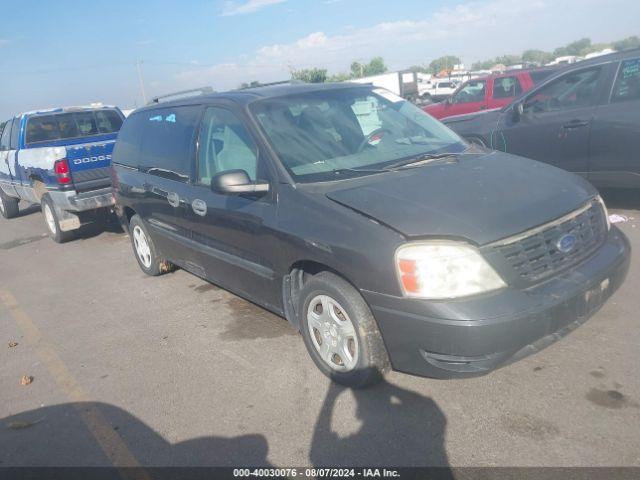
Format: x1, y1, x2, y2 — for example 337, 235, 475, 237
0, 188, 19, 219
299, 271, 390, 388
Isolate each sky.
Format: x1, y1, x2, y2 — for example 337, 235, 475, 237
0, 0, 639, 118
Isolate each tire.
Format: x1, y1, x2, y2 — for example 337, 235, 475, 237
0, 188, 19, 219
129, 214, 174, 276
299, 271, 390, 388
41, 194, 74, 243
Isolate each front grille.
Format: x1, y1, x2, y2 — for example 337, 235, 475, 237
492, 201, 607, 283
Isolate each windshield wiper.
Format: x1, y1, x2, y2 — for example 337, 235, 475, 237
331, 167, 388, 175
385, 152, 461, 170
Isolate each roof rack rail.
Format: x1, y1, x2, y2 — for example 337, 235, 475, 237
148, 87, 214, 105
237, 79, 302, 90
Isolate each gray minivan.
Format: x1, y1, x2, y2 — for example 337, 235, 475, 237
111, 83, 630, 387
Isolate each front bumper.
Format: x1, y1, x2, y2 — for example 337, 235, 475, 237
362, 227, 630, 379
48, 187, 115, 212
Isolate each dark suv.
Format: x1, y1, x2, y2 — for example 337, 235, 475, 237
112, 83, 630, 387
443, 49, 640, 188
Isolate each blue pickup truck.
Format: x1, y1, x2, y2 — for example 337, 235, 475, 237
0, 105, 124, 242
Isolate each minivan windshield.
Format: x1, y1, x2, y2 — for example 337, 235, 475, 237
250, 87, 466, 182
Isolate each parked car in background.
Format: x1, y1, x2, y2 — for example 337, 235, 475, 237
112, 82, 628, 387
443, 49, 640, 189
0, 105, 124, 241
424, 68, 558, 119
418, 79, 458, 101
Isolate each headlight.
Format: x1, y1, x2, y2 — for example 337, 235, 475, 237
595, 195, 611, 231
395, 241, 506, 299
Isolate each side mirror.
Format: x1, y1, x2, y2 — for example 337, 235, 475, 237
512, 101, 524, 121
445, 96, 453, 105
211, 169, 269, 195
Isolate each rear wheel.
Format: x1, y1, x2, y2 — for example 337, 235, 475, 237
41, 194, 74, 243
299, 271, 390, 388
0, 189, 19, 219
129, 214, 173, 276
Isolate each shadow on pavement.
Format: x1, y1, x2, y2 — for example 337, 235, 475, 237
75, 211, 124, 240
0, 402, 271, 467
310, 374, 452, 473
2, 379, 451, 472
15, 203, 41, 218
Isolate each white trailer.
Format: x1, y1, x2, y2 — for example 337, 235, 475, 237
350, 71, 419, 100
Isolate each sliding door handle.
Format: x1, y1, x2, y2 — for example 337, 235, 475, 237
192, 199, 208, 217
167, 192, 180, 207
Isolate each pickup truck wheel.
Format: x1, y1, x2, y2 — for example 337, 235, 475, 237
0, 189, 20, 219
41, 195, 74, 243
129, 214, 173, 276
299, 271, 390, 388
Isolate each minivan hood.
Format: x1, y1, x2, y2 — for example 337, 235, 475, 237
324, 151, 597, 245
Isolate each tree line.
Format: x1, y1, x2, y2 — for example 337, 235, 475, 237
468, 35, 639, 71
408, 36, 640, 74
240, 57, 389, 87
261, 35, 640, 87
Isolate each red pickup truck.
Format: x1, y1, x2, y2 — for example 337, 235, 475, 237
423, 68, 558, 119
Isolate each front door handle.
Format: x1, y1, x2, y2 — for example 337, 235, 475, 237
167, 192, 180, 207
562, 120, 589, 129
192, 199, 207, 217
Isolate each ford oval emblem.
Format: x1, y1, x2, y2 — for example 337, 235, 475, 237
557, 234, 577, 253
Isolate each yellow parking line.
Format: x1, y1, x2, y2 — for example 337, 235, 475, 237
0, 289, 150, 480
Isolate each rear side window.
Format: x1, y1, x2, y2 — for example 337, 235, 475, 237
138, 106, 200, 182
10, 118, 20, 148
0, 119, 12, 150
25, 109, 123, 145
611, 58, 640, 103
112, 112, 146, 167
492, 76, 523, 99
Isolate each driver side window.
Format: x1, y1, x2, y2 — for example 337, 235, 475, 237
452, 80, 486, 104
197, 107, 258, 186
524, 67, 602, 113
0, 119, 12, 150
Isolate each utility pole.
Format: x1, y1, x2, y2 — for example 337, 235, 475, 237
136, 59, 147, 104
